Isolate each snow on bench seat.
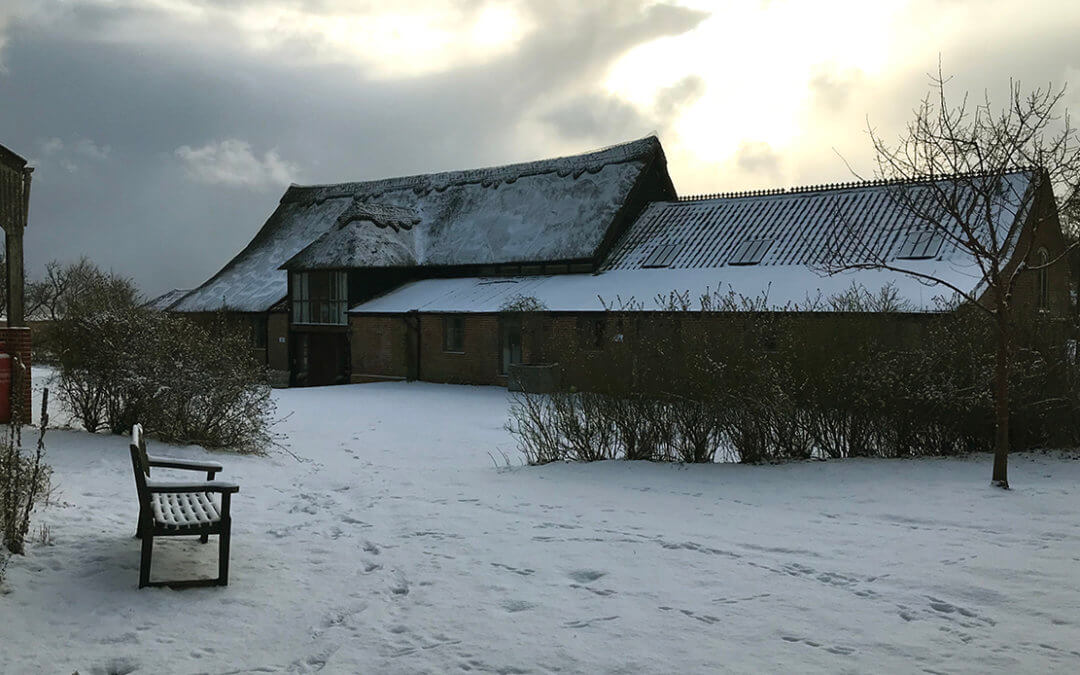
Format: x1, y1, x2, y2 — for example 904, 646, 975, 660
151, 492, 222, 529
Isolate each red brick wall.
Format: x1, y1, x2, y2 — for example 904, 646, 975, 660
351, 313, 548, 386
418, 314, 507, 385
350, 315, 409, 382
0, 326, 32, 421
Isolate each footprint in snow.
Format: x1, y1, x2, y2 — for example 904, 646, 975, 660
390, 571, 410, 596
568, 569, 606, 583
87, 657, 140, 675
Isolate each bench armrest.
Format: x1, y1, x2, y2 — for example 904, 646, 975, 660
147, 454, 224, 472
146, 479, 240, 494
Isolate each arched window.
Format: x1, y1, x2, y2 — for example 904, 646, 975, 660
1036, 248, 1049, 311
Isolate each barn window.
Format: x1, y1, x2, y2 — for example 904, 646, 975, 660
443, 315, 465, 352
896, 229, 944, 260
577, 316, 606, 350
500, 318, 522, 375
292, 271, 347, 325
728, 239, 772, 266
1037, 248, 1049, 311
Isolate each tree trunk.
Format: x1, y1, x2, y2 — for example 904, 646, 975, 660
992, 315, 1011, 489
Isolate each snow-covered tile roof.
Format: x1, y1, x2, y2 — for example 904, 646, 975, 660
606, 172, 1036, 273
349, 267, 971, 314
175, 136, 665, 313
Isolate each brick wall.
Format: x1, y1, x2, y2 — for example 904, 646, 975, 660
350, 315, 409, 382
0, 326, 32, 421
418, 314, 507, 385
352, 311, 939, 391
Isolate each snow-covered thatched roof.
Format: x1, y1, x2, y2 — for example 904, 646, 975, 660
144, 288, 191, 312
173, 136, 669, 313
282, 204, 421, 270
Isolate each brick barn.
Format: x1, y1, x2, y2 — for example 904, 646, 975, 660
170, 136, 1071, 389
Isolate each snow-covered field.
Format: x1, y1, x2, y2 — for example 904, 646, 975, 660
3, 371, 1080, 674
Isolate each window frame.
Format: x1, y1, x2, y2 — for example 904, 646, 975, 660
576, 316, 606, 351
292, 270, 348, 325
443, 315, 465, 353
499, 317, 522, 375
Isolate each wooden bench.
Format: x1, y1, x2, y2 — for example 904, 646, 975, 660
129, 424, 239, 588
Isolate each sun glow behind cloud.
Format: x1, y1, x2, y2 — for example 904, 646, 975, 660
605, 0, 907, 162
226, 1, 528, 78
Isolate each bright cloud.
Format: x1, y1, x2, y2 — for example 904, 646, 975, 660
175, 139, 300, 189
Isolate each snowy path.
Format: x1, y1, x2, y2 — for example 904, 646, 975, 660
3, 376, 1080, 673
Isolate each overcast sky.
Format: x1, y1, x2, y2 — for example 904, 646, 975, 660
1, 0, 1078, 298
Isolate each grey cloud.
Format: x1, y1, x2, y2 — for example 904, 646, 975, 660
175, 139, 299, 189
654, 75, 705, 118
543, 95, 656, 140
0, 1, 709, 298
809, 65, 865, 113
735, 141, 782, 180
544, 74, 705, 142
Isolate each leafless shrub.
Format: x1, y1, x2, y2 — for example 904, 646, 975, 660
53, 263, 274, 452
1, 372, 52, 581
508, 279, 1080, 466
505, 391, 565, 465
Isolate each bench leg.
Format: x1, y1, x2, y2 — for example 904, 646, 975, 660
139, 534, 154, 589
217, 526, 231, 586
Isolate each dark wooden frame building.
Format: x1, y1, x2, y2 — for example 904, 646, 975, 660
171, 137, 1072, 390
0, 143, 33, 416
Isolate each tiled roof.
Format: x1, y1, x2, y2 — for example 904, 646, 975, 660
604, 172, 1036, 271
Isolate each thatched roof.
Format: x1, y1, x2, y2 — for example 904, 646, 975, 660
174, 136, 669, 312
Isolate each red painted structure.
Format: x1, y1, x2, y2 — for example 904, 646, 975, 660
0, 328, 32, 422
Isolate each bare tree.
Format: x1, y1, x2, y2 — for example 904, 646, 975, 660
823, 68, 1080, 488
26, 257, 140, 321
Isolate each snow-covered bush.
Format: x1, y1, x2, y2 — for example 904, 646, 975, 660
1, 366, 50, 581
508, 284, 1080, 465
53, 273, 274, 452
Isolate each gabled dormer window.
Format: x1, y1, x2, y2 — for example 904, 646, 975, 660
896, 229, 944, 260
292, 271, 347, 325
728, 239, 772, 266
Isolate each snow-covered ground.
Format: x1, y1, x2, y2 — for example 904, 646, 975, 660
3, 371, 1080, 674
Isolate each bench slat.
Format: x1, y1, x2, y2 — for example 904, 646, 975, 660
151, 492, 222, 528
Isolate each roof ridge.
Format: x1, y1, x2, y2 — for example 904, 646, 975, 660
281, 135, 661, 205
675, 167, 1041, 203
